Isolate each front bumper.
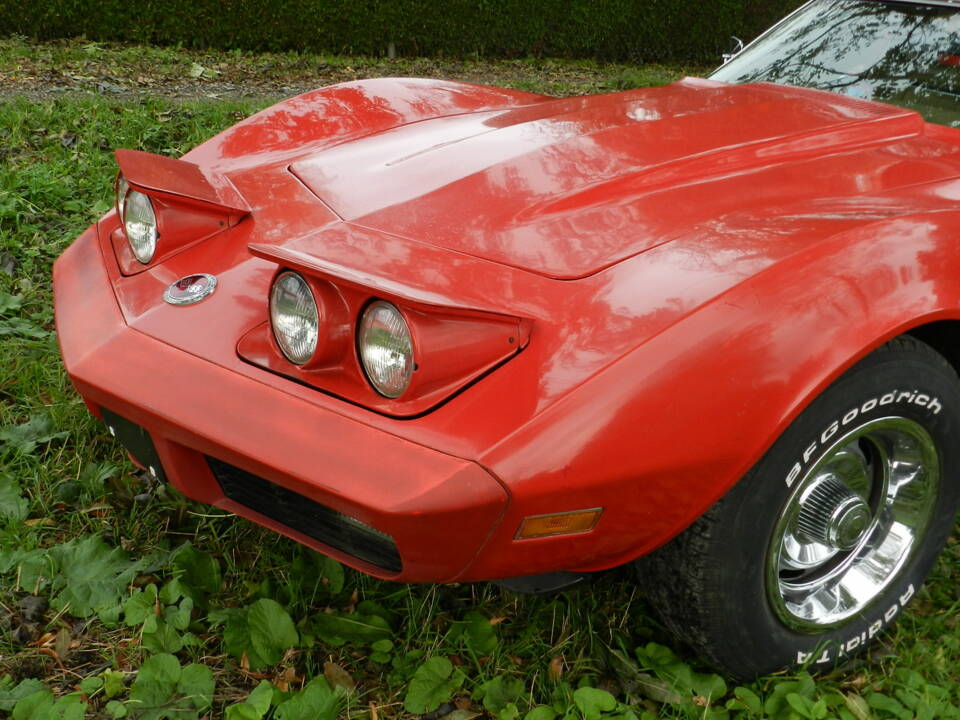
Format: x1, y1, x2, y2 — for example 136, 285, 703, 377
53, 225, 509, 582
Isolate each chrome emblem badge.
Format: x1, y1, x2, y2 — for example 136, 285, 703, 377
163, 273, 218, 306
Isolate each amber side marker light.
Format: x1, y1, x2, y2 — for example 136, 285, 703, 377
516, 509, 603, 540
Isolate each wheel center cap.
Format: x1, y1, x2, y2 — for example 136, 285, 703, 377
796, 474, 873, 551
829, 499, 872, 550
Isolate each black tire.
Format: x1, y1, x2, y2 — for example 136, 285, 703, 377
637, 336, 960, 679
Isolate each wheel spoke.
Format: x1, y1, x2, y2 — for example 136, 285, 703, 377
766, 417, 938, 632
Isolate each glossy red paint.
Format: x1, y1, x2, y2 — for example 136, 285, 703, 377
54, 75, 960, 582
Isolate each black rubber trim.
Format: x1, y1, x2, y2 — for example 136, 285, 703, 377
100, 408, 167, 483
206, 456, 402, 573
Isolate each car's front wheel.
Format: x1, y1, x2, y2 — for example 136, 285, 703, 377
637, 336, 960, 678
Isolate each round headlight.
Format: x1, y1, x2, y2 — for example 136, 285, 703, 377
270, 272, 319, 365
358, 301, 414, 398
124, 190, 158, 264
116, 175, 129, 220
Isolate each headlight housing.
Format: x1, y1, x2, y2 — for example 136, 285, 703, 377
358, 301, 414, 398
270, 271, 320, 365
124, 189, 159, 264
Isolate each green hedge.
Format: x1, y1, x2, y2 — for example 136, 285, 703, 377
1, 1, 805, 63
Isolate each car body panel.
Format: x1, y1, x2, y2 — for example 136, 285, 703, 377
53, 70, 960, 581
290, 79, 925, 279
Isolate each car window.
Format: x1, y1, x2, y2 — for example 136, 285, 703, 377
711, 0, 960, 126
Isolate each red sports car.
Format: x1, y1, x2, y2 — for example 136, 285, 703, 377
54, 0, 960, 677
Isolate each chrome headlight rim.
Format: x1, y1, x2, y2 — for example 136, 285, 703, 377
123, 188, 159, 265
358, 300, 415, 399
270, 270, 320, 366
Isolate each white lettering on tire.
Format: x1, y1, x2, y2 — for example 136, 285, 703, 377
785, 390, 941, 488
795, 584, 915, 665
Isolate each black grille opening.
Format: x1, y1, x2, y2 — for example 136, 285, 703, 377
207, 457, 402, 573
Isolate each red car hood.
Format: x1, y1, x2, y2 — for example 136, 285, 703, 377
289, 78, 924, 279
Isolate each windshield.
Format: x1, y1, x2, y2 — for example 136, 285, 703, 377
710, 0, 960, 126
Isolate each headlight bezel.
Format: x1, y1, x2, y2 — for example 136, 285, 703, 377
357, 300, 416, 399
269, 270, 322, 366
237, 258, 527, 416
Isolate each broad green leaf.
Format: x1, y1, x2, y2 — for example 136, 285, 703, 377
0, 318, 53, 340
13, 689, 53, 720
404, 657, 466, 714
13, 691, 86, 720
481, 675, 525, 713
765, 679, 808, 715
0, 291, 22, 314
49, 536, 139, 618
498, 703, 520, 720
525, 707, 557, 720
126, 654, 214, 720
313, 611, 391, 647
0, 414, 68, 455
177, 664, 214, 711
787, 693, 816, 718
868, 693, 912, 720
370, 638, 393, 663
52, 695, 87, 720
158, 579, 184, 606
463, 611, 498, 656
142, 619, 184, 654
728, 686, 763, 714
609, 648, 682, 705
248, 598, 299, 666
573, 688, 618, 720
227, 703, 267, 720
171, 543, 222, 598
691, 672, 727, 703
129, 654, 181, 708
319, 555, 345, 594
165, 596, 194, 631
221, 608, 268, 669
0, 476, 29, 523
124, 584, 158, 627
1, 679, 46, 713
355, 599, 397, 626
79, 677, 103, 695
226, 680, 274, 720
0, 547, 52, 592
102, 671, 126, 699
274, 678, 339, 720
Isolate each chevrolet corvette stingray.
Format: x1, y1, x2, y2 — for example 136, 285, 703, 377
54, 0, 960, 677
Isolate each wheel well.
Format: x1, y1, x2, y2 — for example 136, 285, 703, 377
907, 321, 960, 379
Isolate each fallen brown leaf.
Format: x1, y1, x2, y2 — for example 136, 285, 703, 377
32, 631, 57, 647
54, 629, 72, 661
324, 661, 355, 693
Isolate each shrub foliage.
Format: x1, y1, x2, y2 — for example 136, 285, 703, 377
2, 0, 804, 63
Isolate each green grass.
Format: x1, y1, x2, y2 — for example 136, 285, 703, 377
2, 39, 960, 720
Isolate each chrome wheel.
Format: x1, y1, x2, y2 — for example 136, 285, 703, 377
767, 417, 939, 632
